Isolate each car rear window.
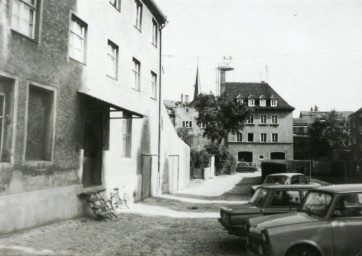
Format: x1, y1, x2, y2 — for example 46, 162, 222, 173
270, 190, 301, 207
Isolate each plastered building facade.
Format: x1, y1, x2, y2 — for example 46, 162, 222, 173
0, 0, 189, 234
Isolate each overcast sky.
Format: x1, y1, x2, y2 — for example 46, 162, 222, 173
155, 0, 362, 116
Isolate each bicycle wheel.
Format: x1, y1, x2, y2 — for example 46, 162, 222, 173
111, 194, 121, 209
123, 192, 131, 208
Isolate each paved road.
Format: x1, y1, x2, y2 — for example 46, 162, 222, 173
0, 173, 261, 256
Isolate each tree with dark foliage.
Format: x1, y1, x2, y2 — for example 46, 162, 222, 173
309, 110, 351, 159
193, 93, 252, 147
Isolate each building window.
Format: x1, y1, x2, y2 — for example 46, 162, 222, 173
132, 58, 141, 91
260, 115, 267, 124
121, 114, 132, 157
271, 99, 278, 107
272, 133, 279, 142
236, 132, 242, 142
185, 108, 189, 113
246, 115, 254, 124
271, 115, 278, 124
150, 71, 157, 99
259, 99, 266, 107
26, 84, 55, 161
107, 40, 118, 79
182, 121, 192, 128
69, 14, 87, 63
152, 19, 158, 46
11, 0, 38, 39
134, 0, 143, 31
248, 133, 254, 142
248, 99, 255, 106
199, 122, 206, 129
0, 76, 16, 163
237, 98, 243, 104
110, 0, 121, 10
261, 133, 267, 142
259, 155, 264, 160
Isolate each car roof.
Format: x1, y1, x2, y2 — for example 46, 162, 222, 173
267, 173, 305, 177
259, 184, 320, 189
312, 184, 362, 194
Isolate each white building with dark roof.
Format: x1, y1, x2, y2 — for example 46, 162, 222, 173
223, 81, 295, 166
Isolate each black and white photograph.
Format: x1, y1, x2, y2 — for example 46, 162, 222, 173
0, 0, 361, 255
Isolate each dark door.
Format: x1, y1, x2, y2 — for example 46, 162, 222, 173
82, 111, 103, 187
238, 151, 253, 162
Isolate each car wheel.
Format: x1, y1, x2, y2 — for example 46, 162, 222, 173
286, 245, 320, 256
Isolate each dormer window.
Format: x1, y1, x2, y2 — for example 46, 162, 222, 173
259, 95, 266, 107
270, 95, 278, 107
236, 94, 244, 104
248, 99, 255, 106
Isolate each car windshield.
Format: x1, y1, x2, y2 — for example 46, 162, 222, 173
264, 176, 288, 184
300, 191, 333, 217
250, 188, 268, 207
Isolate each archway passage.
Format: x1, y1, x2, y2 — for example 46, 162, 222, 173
271, 152, 285, 160
238, 151, 253, 162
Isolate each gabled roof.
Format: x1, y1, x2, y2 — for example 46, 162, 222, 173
350, 107, 362, 117
224, 82, 294, 111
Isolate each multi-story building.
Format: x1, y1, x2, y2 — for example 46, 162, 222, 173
0, 0, 189, 234
350, 107, 362, 170
223, 81, 295, 166
164, 68, 209, 151
293, 110, 353, 160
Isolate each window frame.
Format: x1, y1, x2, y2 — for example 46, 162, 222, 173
260, 133, 267, 142
236, 132, 242, 142
68, 13, 87, 64
248, 99, 255, 107
271, 99, 278, 107
260, 115, 267, 124
11, 0, 40, 40
152, 18, 158, 47
134, 0, 143, 31
246, 115, 254, 124
23, 81, 56, 165
271, 114, 278, 124
107, 40, 119, 79
248, 133, 254, 142
121, 114, 132, 158
151, 71, 157, 99
272, 133, 279, 142
132, 58, 141, 91
182, 121, 193, 128
259, 99, 266, 107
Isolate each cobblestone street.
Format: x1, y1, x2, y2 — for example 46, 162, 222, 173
0, 173, 261, 256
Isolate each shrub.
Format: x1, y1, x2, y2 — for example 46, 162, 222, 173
204, 142, 236, 175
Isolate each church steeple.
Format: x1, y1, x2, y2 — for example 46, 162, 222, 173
193, 65, 200, 100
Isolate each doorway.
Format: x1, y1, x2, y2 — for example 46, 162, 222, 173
238, 151, 253, 162
82, 110, 104, 187
168, 155, 179, 192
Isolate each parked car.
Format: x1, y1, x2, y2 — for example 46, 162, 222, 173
218, 183, 319, 237
251, 173, 310, 195
236, 161, 258, 173
247, 184, 362, 256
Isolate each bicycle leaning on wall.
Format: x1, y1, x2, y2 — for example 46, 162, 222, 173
106, 185, 130, 212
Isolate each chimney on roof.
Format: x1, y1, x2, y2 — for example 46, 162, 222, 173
185, 95, 189, 106
181, 94, 184, 106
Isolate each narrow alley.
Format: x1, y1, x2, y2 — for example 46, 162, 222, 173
0, 173, 261, 256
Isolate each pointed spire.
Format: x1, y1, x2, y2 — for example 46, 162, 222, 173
194, 65, 200, 100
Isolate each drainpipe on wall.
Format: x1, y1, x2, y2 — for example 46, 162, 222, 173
157, 20, 167, 195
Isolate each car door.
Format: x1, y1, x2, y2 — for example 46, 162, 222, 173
330, 193, 362, 256
263, 189, 301, 214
